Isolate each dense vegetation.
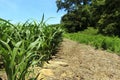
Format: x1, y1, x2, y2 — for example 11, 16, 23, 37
56, 0, 92, 32
56, 0, 120, 54
64, 27, 120, 55
0, 0, 119, 79
56, 0, 120, 36
0, 17, 63, 80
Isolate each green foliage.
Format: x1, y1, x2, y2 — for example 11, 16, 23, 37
61, 12, 82, 32
56, 0, 92, 33
0, 18, 63, 80
61, 4, 92, 32
56, 0, 91, 12
91, 0, 120, 36
98, 12, 120, 36
57, 0, 120, 36
64, 28, 120, 55
90, 0, 105, 27
80, 27, 98, 35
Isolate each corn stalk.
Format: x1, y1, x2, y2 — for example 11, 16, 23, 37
0, 17, 63, 80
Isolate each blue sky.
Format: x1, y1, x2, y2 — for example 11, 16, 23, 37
0, 0, 66, 24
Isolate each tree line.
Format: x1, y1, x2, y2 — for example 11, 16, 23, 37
56, 0, 120, 36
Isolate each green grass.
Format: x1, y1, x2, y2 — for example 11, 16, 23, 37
64, 27, 120, 55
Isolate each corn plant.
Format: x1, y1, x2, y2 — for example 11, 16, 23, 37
37, 24, 63, 61
0, 17, 63, 80
0, 39, 41, 80
0, 18, 42, 80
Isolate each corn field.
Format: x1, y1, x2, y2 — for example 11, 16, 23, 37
0, 17, 63, 80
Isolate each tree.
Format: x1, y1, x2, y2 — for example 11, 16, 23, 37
61, 10, 82, 32
90, 0, 105, 27
96, 0, 120, 36
56, 0, 91, 12
56, 0, 92, 32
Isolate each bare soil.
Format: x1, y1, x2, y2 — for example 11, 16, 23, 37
1, 39, 120, 80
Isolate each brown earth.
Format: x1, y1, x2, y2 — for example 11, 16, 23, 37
1, 39, 120, 80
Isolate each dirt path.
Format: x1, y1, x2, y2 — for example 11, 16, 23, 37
37, 39, 120, 80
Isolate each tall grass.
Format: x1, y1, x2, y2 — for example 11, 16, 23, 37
0, 17, 63, 80
64, 27, 120, 55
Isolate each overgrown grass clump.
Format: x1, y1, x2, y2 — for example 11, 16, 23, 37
64, 27, 120, 55
0, 17, 63, 80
